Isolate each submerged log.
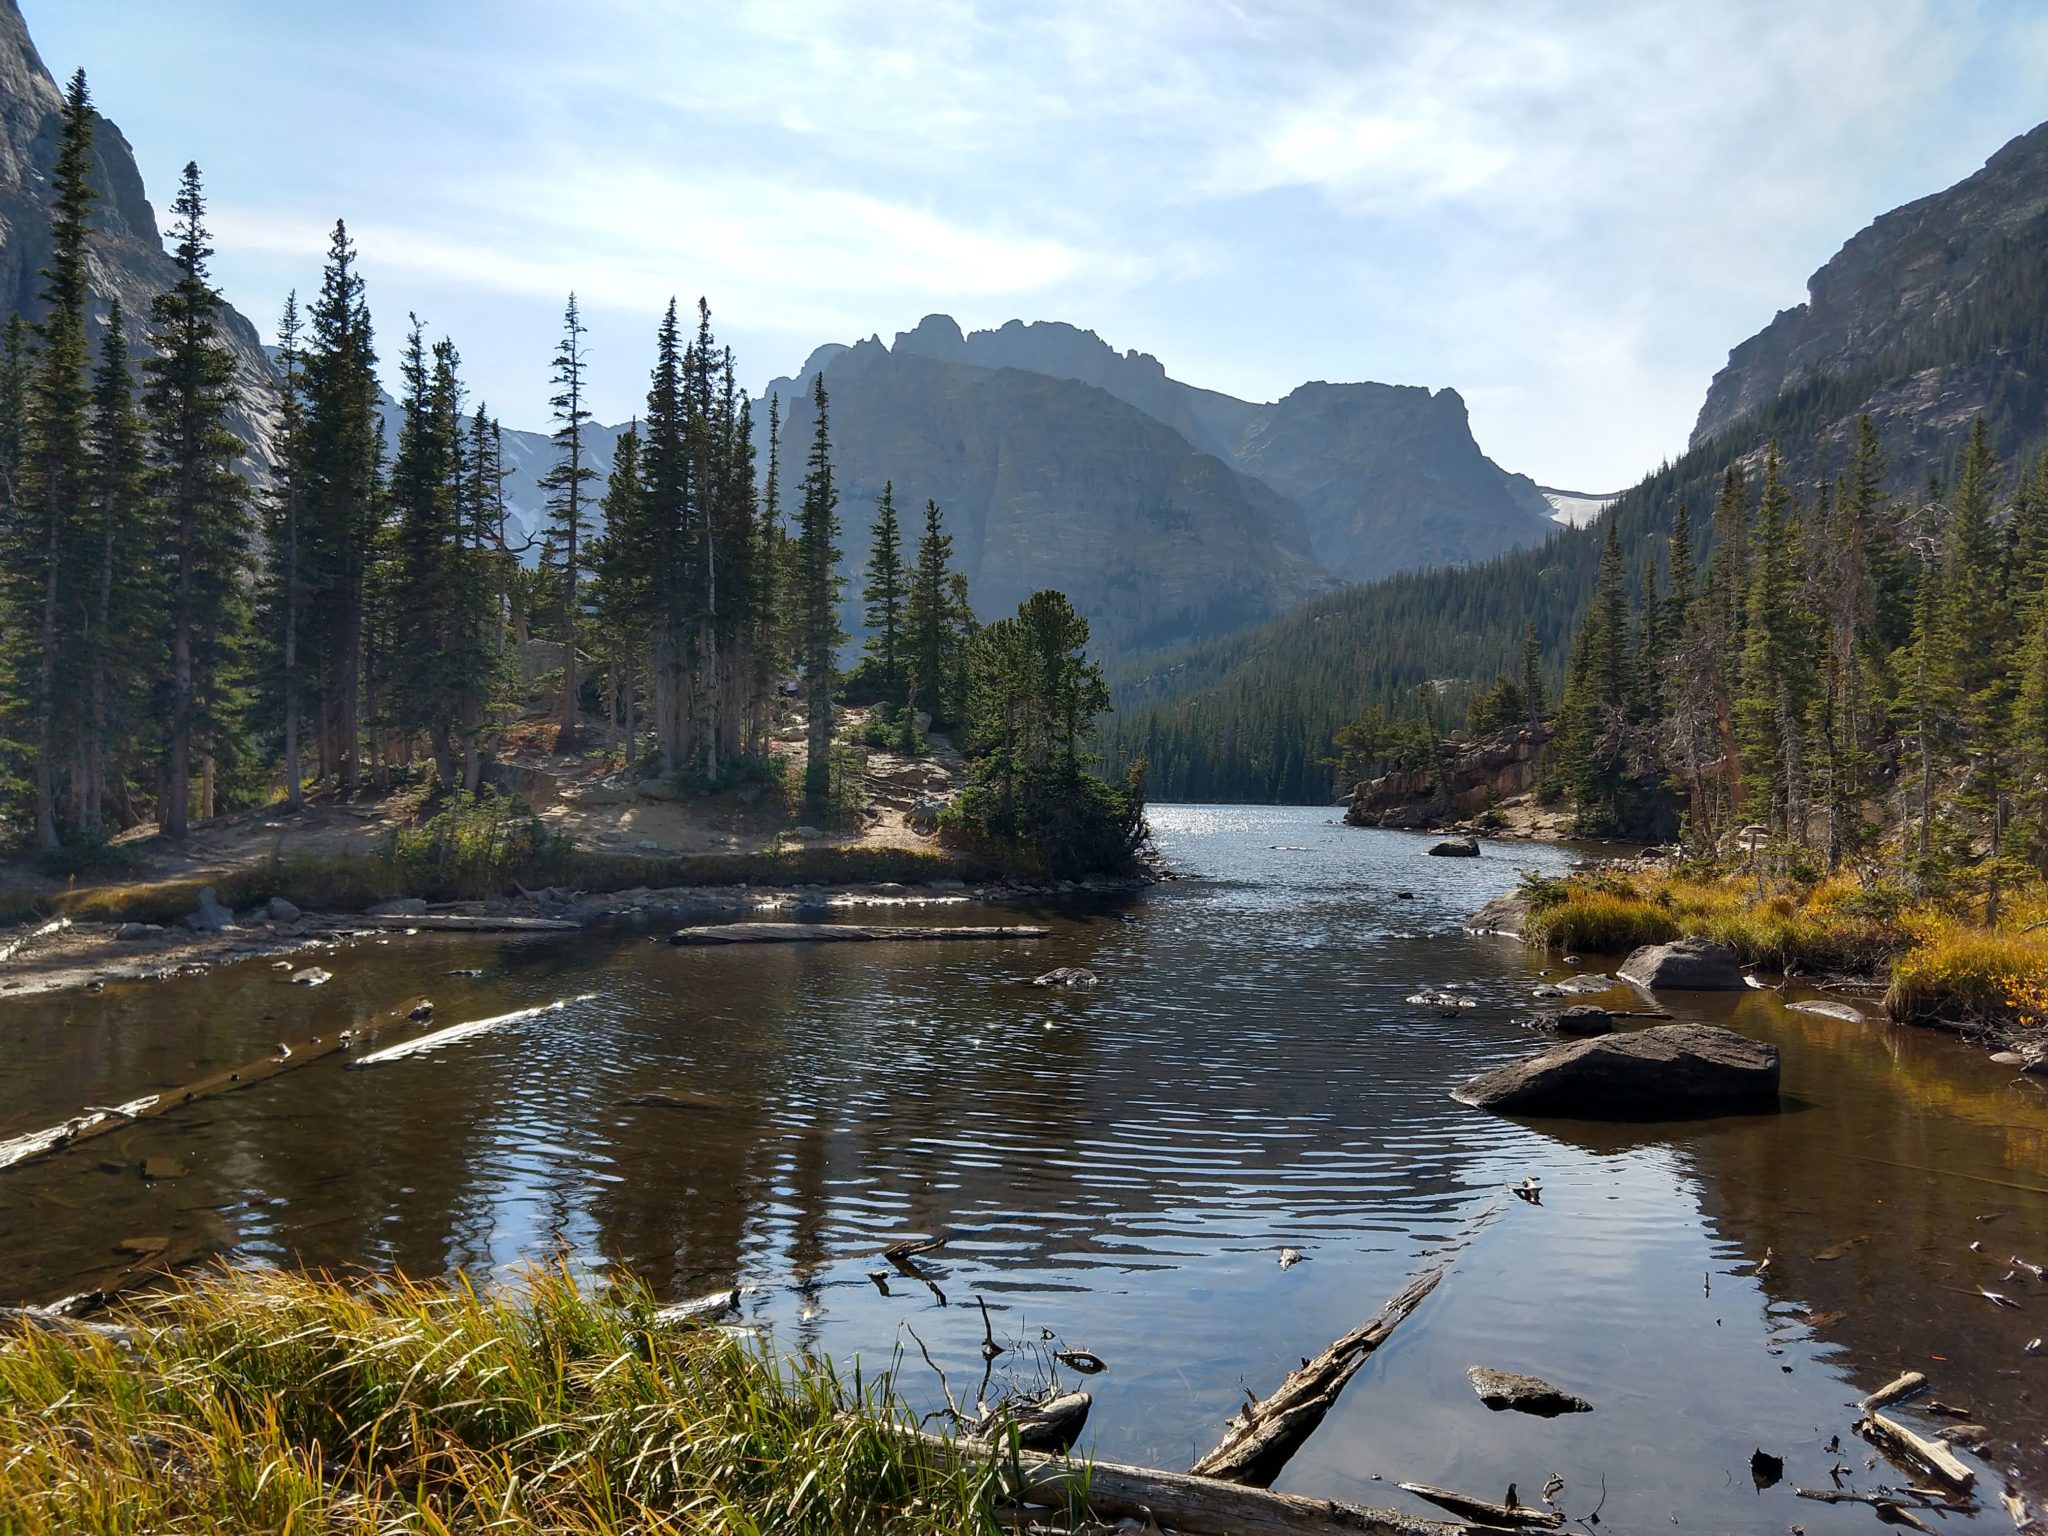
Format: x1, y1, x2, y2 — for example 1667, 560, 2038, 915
1860, 1411, 1976, 1491
1398, 1483, 1563, 1528
361, 913, 581, 932
909, 1428, 1469, 1536
670, 922, 1049, 945
1191, 1267, 1444, 1487
0, 995, 435, 1172
974, 1389, 1093, 1454
347, 995, 595, 1068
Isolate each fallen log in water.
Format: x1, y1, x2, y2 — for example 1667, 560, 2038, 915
670, 922, 1049, 945
0, 996, 435, 1171
360, 914, 581, 933
1859, 1370, 1929, 1413
1191, 1267, 1444, 1487
1860, 1411, 1976, 1491
1398, 1483, 1563, 1528
908, 1427, 1470, 1536
347, 995, 595, 1068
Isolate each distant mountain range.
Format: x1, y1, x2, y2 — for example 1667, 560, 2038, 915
1105, 116, 2048, 801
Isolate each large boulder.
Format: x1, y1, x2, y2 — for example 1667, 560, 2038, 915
1467, 1366, 1593, 1417
1452, 1023, 1780, 1120
1528, 1005, 1613, 1037
184, 886, 233, 932
1428, 837, 1480, 857
1618, 936, 1746, 990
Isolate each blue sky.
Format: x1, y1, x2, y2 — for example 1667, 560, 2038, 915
26, 0, 2048, 489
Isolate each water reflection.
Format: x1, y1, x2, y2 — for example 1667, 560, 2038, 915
2, 807, 2044, 1528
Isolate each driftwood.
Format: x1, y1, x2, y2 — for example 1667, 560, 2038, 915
669, 922, 1049, 945
347, 995, 595, 1068
361, 913, 581, 933
1860, 1411, 1976, 1491
1192, 1267, 1443, 1487
908, 1427, 1470, 1536
973, 1389, 1093, 1453
1398, 1483, 1562, 1528
0, 916, 71, 965
1859, 1371, 1929, 1413
0, 995, 435, 1171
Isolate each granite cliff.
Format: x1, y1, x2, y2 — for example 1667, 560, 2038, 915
1691, 119, 2048, 480
767, 341, 1338, 656
0, 0, 277, 458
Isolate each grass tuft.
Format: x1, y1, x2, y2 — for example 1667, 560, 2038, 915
0, 1265, 1009, 1535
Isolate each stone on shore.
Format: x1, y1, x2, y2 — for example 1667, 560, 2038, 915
1618, 936, 1746, 990
265, 896, 302, 923
1466, 892, 1527, 937
1467, 1365, 1593, 1416
184, 887, 233, 932
1428, 837, 1480, 857
1452, 1022, 1780, 1119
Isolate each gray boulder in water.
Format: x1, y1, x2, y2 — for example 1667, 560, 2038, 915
1617, 936, 1746, 990
1428, 837, 1480, 857
1033, 967, 1099, 988
1452, 1023, 1779, 1119
1528, 1005, 1613, 1037
1467, 1365, 1593, 1416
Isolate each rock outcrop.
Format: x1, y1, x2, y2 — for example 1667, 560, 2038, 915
1451, 1023, 1780, 1119
767, 344, 1338, 657
1618, 937, 1747, 991
1346, 725, 1551, 829
1467, 1366, 1593, 1417
0, 0, 277, 461
1691, 119, 2048, 469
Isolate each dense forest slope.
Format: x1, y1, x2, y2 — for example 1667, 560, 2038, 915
0, 0, 276, 456
1109, 118, 2048, 802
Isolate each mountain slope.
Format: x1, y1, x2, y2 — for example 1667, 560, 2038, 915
0, 0, 277, 457
1109, 118, 2048, 802
769, 341, 1337, 657
863, 313, 1555, 581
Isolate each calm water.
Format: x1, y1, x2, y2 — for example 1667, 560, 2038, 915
4, 805, 2047, 1528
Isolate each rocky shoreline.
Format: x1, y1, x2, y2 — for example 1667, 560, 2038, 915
0, 865, 1164, 1003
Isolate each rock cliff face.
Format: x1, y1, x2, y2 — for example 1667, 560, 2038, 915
1691, 119, 2048, 456
864, 313, 1555, 582
768, 343, 1338, 656
0, 0, 277, 458
1344, 725, 1551, 829
1238, 382, 1557, 582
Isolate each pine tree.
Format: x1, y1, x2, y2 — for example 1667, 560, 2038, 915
143, 164, 250, 836
1519, 621, 1544, 729
642, 301, 693, 775
1733, 447, 1816, 844
80, 302, 153, 838
538, 295, 596, 752
907, 498, 958, 728
262, 293, 309, 809
862, 481, 907, 707
1948, 418, 2017, 917
4, 69, 97, 847
299, 220, 382, 792
587, 424, 650, 763
794, 372, 844, 816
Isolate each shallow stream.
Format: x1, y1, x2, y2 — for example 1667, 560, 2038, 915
4, 806, 2046, 1529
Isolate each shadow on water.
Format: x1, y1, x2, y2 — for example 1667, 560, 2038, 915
2, 805, 2044, 1529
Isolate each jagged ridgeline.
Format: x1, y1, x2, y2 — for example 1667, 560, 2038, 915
1107, 120, 2048, 804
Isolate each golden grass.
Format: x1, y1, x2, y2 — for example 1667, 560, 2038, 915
0, 1265, 1009, 1536
1520, 866, 2048, 1030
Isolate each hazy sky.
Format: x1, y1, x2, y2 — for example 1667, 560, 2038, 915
26, 0, 2048, 489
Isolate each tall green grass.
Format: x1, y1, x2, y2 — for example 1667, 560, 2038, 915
0, 1266, 1010, 1535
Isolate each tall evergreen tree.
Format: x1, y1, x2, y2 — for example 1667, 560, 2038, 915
794, 373, 844, 816
862, 481, 907, 707
1519, 620, 1545, 729
5, 69, 97, 847
142, 164, 250, 837
299, 220, 382, 792
262, 293, 309, 809
1733, 447, 1816, 844
538, 294, 596, 752
80, 302, 152, 838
